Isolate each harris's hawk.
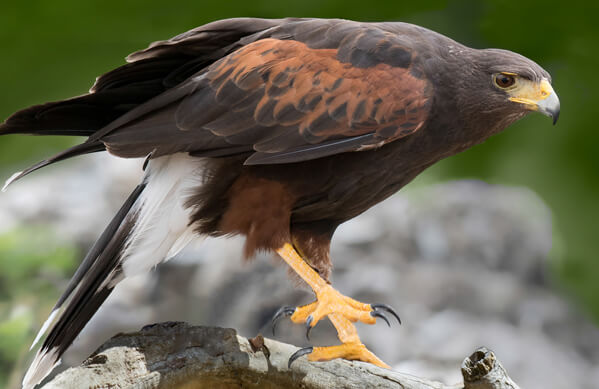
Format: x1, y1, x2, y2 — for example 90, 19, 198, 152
0, 18, 559, 388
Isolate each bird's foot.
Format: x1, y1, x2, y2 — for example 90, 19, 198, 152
273, 244, 399, 368
271, 284, 400, 368
288, 339, 389, 368
272, 284, 400, 337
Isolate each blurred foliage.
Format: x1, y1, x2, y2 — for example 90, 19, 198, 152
0, 0, 597, 385
0, 227, 77, 387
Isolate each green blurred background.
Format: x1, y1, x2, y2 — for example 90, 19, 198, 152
0, 0, 597, 387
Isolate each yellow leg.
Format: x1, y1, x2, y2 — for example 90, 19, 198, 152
275, 243, 398, 368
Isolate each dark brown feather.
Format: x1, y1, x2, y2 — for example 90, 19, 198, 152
3, 19, 555, 388
107, 37, 431, 164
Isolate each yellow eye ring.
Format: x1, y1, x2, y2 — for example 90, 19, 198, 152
494, 73, 516, 89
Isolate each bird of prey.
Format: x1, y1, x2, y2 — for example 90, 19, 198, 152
0, 17, 559, 388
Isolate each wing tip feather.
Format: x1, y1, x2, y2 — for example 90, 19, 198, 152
2, 171, 24, 192
29, 309, 60, 351
22, 348, 61, 389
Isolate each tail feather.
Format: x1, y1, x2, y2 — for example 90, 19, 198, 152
22, 153, 203, 389
0, 94, 121, 137
51, 183, 147, 318
0, 83, 167, 138
28, 182, 145, 352
2, 141, 105, 192
22, 183, 145, 389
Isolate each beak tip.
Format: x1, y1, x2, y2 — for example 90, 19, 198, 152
537, 91, 560, 125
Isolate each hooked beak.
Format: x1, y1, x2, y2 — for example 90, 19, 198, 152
509, 79, 560, 125
537, 88, 560, 125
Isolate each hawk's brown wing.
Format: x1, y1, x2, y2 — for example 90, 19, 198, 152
98, 30, 431, 164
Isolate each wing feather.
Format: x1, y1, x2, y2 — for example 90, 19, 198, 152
96, 22, 431, 164
10, 18, 436, 387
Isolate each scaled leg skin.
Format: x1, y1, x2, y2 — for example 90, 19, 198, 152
274, 243, 400, 368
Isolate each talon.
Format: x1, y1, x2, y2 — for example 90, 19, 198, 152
305, 315, 313, 340
272, 306, 296, 336
275, 244, 392, 368
288, 346, 313, 368
371, 303, 401, 325
306, 341, 390, 368
370, 310, 390, 327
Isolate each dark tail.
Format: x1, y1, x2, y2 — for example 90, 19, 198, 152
0, 93, 117, 190
22, 183, 146, 389
0, 92, 133, 137
0, 83, 159, 190
2, 141, 105, 191
0, 56, 185, 189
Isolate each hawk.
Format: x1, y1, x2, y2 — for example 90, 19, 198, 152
0, 18, 559, 388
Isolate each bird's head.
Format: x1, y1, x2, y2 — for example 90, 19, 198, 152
445, 47, 560, 134
492, 72, 559, 124
481, 48, 560, 125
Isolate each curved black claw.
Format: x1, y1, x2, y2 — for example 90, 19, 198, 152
371, 303, 401, 325
370, 310, 390, 327
288, 346, 313, 368
272, 306, 296, 336
305, 315, 313, 340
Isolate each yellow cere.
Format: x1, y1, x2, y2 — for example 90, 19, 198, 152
508, 78, 554, 110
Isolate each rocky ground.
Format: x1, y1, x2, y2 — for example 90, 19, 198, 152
3, 153, 599, 389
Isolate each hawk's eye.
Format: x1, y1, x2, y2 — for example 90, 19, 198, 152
494, 73, 516, 89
